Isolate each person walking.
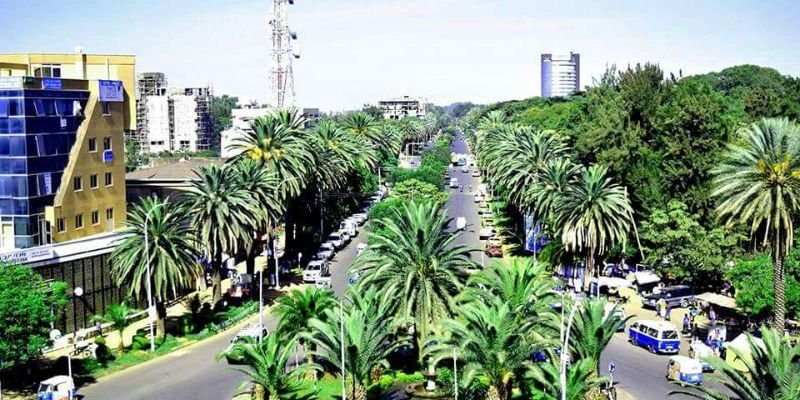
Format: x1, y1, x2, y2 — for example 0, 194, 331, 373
709, 306, 717, 326
657, 297, 667, 320
682, 313, 691, 335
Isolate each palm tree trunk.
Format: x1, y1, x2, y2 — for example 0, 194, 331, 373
486, 385, 502, 400
267, 391, 278, 400
212, 250, 223, 304
774, 244, 786, 336
117, 330, 124, 353
352, 380, 366, 400
253, 385, 265, 400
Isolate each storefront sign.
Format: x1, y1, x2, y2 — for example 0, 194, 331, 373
98, 80, 123, 102
42, 78, 62, 90
0, 246, 54, 264
0, 76, 23, 90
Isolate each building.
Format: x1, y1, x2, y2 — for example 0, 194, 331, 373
220, 106, 271, 158
0, 53, 132, 249
142, 84, 214, 154
541, 52, 580, 98
302, 107, 320, 127
378, 96, 426, 120
126, 157, 223, 203
134, 72, 167, 151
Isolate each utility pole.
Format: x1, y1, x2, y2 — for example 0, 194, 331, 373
269, 0, 299, 108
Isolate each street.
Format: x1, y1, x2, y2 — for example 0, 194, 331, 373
79, 229, 366, 400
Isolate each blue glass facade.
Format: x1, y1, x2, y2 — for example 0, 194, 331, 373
0, 88, 89, 248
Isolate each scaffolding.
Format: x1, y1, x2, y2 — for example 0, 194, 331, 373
135, 72, 167, 152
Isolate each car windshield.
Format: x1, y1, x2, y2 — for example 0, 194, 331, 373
307, 264, 321, 271
329, 234, 340, 240
662, 330, 678, 340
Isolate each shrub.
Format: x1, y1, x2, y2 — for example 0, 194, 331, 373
130, 334, 149, 351
395, 371, 425, 384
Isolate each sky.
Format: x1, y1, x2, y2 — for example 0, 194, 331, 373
2, 0, 799, 111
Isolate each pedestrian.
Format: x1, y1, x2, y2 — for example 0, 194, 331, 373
682, 313, 691, 334
657, 297, 667, 319
709, 306, 717, 326
665, 305, 672, 321
691, 322, 700, 342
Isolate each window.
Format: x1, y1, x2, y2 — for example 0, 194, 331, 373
106, 208, 113, 220
89, 174, 98, 189
34, 64, 61, 78
103, 137, 111, 150
88, 138, 97, 152
0, 99, 8, 118
104, 172, 112, 186
101, 102, 110, 115
56, 217, 65, 233
91, 210, 99, 225
74, 214, 83, 229
73, 176, 82, 191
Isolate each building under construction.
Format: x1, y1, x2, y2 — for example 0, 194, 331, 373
135, 72, 214, 153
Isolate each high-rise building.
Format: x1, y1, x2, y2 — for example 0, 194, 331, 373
141, 83, 214, 154
378, 96, 427, 120
541, 52, 580, 98
0, 53, 132, 249
135, 72, 167, 151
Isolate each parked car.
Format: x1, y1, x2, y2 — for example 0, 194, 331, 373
461, 165, 469, 173
340, 219, 358, 236
224, 324, 269, 364
628, 320, 680, 354
603, 303, 627, 331
319, 242, 336, 258
449, 177, 459, 188
356, 242, 367, 256
327, 232, 345, 249
485, 243, 503, 257
312, 251, 331, 264
471, 170, 480, 177
479, 226, 495, 239
474, 193, 483, 203
303, 259, 329, 283
642, 285, 695, 309
351, 213, 368, 225
455, 217, 467, 230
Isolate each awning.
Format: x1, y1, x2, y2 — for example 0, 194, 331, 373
590, 277, 633, 289
697, 292, 738, 310
634, 271, 661, 285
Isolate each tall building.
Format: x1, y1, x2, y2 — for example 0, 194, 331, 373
541, 52, 580, 98
141, 83, 214, 154
0, 53, 131, 249
135, 72, 167, 151
378, 96, 427, 120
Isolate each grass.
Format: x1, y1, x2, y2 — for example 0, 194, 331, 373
296, 376, 345, 399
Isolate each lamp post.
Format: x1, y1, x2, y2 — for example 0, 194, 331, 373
144, 202, 164, 353
340, 300, 346, 400
561, 298, 580, 400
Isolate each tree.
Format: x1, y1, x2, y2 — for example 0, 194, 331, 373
360, 104, 384, 121
522, 358, 607, 400
124, 140, 149, 172
91, 303, 138, 353
111, 196, 200, 328
640, 200, 741, 289
712, 118, 800, 334
568, 298, 631, 373
183, 164, 257, 303
218, 333, 317, 400
273, 286, 337, 372
352, 201, 474, 359
673, 328, 800, 400
0, 263, 67, 369
389, 178, 449, 203
556, 164, 635, 281
212, 95, 239, 139
727, 252, 800, 319
428, 296, 544, 400
306, 288, 408, 400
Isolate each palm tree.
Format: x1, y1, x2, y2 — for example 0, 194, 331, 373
342, 111, 396, 155
183, 164, 257, 303
522, 358, 607, 400
352, 200, 474, 357
526, 158, 582, 223
232, 159, 283, 279
273, 286, 337, 373
217, 333, 317, 400
555, 164, 634, 288
672, 328, 800, 400
91, 303, 138, 353
306, 288, 409, 400
427, 296, 544, 400
464, 258, 557, 334
568, 298, 632, 373
111, 196, 200, 335
712, 118, 800, 335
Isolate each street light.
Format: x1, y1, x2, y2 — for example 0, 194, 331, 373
561, 297, 580, 400
144, 201, 165, 353
340, 300, 346, 400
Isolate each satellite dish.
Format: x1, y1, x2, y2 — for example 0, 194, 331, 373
290, 30, 298, 40
292, 47, 301, 59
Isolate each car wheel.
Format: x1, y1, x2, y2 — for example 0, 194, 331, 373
648, 345, 656, 354
681, 299, 688, 308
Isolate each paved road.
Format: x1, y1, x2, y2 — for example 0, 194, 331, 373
80, 228, 368, 400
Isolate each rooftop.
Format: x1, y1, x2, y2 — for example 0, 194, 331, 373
126, 158, 224, 182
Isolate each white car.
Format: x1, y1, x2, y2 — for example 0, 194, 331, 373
688, 340, 716, 372
456, 217, 467, 230
303, 260, 329, 283
327, 233, 345, 249
319, 242, 336, 258
474, 194, 483, 203
479, 226, 495, 239
316, 276, 332, 289
351, 213, 368, 225
471, 170, 480, 177
356, 242, 367, 256
461, 165, 469, 173
339, 229, 352, 243
340, 219, 358, 236
449, 178, 459, 188
224, 324, 269, 363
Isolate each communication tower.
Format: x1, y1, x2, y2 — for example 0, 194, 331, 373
269, 0, 300, 108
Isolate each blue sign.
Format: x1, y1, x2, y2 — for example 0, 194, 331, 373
103, 149, 113, 163
98, 80, 124, 102
42, 78, 62, 90
525, 213, 550, 253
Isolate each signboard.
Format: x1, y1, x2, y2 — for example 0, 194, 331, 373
0, 246, 54, 264
98, 80, 123, 102
103, 149, 113, 163
42, 78, 62, 90
43, 172, 53, 194
0, 76, 23, 90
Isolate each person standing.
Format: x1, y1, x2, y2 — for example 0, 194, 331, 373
682, 314, 691, 335
709, 306, 717, 326
657, 297, 667, 320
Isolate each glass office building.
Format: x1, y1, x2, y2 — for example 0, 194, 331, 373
0, 78, 89, 249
